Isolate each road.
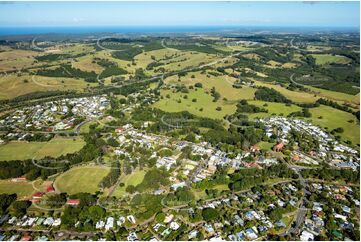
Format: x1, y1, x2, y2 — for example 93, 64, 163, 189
282, 164, 309, 237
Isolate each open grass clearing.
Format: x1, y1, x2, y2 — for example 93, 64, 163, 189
257, 141, 275, 151
72, 55, 104, 74
308, 105, 360, 145
154, 88, 236, 120
0, 137, 85, 161
0, 49, 40, 72
54, 166, 110, 195
0, 179, 35, 199
253, 80, 319, 103
112, 169, 146, 197
0, 73, 95, 100
247, 100, 302, 120
164, 71, 256, 101
311, 54, 351, 65
307, 86, 359, 106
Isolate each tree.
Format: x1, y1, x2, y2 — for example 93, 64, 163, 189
202, 208, 218, 222
126, 185, 137, 194
9, 200, 31, 217
194, 82, 203, 88
0, 193, 17, 214
88, 206, 106, 220
46, 193, 67, 208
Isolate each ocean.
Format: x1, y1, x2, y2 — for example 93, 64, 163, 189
0, 25, 358, 36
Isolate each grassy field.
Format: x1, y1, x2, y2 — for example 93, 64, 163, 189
0, 73, 96, 100
164, 71, 256, 101
113, 169, 146, 197
0, 137, 85, 161
307, 86, 360, 106
311, 54, 351, 65
72, 55, 104, 74
0, 180, 35, 199
308, 105, 360, 145
257, 141, 275, 150
252, 80, 319, 103
247, 101, 302, 120
54, 166, 110, 195
252, 79, 359, 107
154, 89, 236, 120
0, 49, 40, 72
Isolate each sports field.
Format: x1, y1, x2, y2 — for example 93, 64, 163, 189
0, 137, 85, 161
0, 180, 35, 199
113, 169, 146, 197
54, 166, 111, 195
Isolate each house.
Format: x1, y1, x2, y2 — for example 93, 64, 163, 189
96, 220, 105, 229
250, 144, 260, 153
342, 205, 351, 214
204, 223, 215, 234
11, 177, 27, 182
32, 192, 45, 199
274, 143, 284, 152
335, 213, 347, 221
117, 217, 125, 226
245, 228, 258, 240
163, 214, 174, 224
46, 184, 55, 193
52, 218, 61, 227
20, 235, 32, 241
171, 181, 186, 190
35, 236, 48, 241
127, 215, 136, 224
292, 154, 300, 162
170, 221, 180, 230
115, 128, 125, 133
43, 217, 54, 226
277, 199, 285, 207
188, 230, 198, 240
66, 199, 80, 206
127, 232, 138, 241
275, 220, 286, 228
105, 217, 114, 230
300, 230, 314, 241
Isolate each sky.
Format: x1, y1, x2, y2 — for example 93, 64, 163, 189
0, 1, 359, 28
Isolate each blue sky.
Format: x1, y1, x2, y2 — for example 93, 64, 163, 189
0, 1, 359, 28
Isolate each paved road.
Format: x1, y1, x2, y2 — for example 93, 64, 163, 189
282, 164, 309, 237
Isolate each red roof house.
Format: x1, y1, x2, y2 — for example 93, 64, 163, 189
115, 128, 125, 133
20, 235, 31, 241
66, 199, 80, 206
273, 143, 284, 152
46, 184, 55, 193
250, 144, 260, 153
32, 192, 45, 199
